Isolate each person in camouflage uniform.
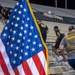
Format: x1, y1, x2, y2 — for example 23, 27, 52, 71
59, 26, 75, 70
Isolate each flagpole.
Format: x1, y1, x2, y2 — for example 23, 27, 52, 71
65, 0, 67, 9
55, 0, 57, 8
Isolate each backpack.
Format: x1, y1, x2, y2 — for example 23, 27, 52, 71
66, 31, 75, 54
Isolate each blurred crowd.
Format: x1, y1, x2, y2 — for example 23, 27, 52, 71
0, 4, 12, 23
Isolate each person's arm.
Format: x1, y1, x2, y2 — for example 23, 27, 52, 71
59, 37, 68, 62
46, 29, 49, 34
46, 26, 49, 34
59, 37, 67, 50
56, 32, 60, 38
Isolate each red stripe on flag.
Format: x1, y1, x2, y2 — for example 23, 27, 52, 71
32, 51, 46, 75
0, 52, 10, 75
43, 50, 47, 60
22, 61, 33, 75
14, 67, 20, 75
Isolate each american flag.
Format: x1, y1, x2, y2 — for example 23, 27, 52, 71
0, 0, 48, 75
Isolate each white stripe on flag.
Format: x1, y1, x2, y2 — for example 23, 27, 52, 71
17, 64, 26, 75
38, 51, 46, 73
27, 58, 39, 75
0, 39, 15, 75
0, 39, 5, 53
0, 66, 4, 75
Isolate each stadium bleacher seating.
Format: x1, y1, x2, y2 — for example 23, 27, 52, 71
0, 5, 75, 25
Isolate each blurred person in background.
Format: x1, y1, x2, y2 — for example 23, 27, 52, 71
53, 26, 67, 65
38, 20, 49, 43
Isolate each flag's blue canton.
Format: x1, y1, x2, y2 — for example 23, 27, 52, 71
1, 0, 45, 69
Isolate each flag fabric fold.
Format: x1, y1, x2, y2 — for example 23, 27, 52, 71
0, 0, 48, 75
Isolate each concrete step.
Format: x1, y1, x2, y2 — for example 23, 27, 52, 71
48, 66, 69, 75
